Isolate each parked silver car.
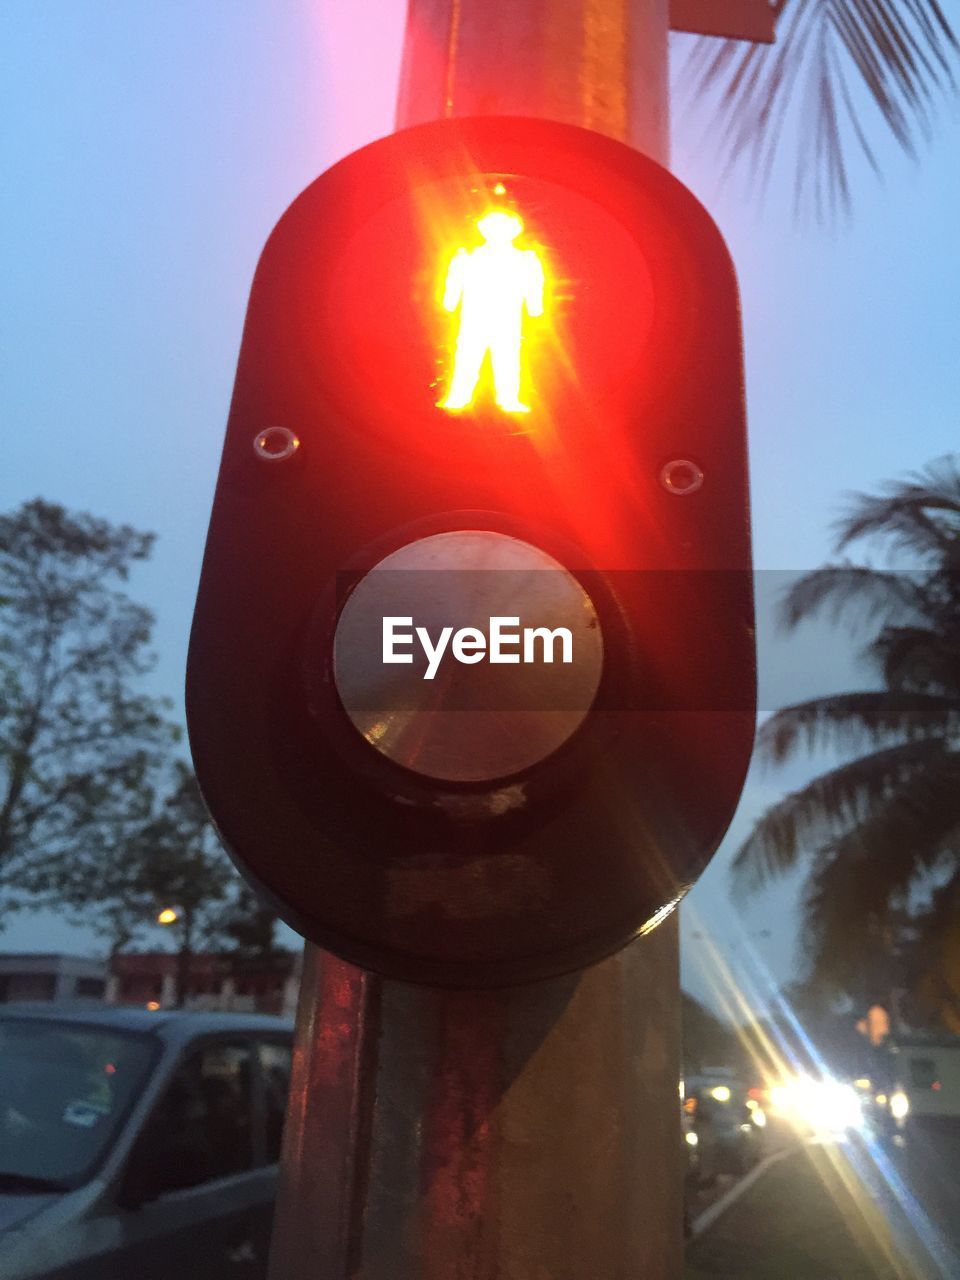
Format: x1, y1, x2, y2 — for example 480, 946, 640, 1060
0, 1003, 293, 1279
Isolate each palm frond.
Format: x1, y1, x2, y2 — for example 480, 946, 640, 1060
835, 455, 960, 557
800, 876, 895, 994
800, 772, 960, 977
731, 737, 952, 890
678, 0, 959, 219
909, 874, 960, 958
777, 563, 931, 632
867, 625, 960, 693
757, 689, 960, 762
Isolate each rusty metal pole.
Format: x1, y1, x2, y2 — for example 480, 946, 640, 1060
396, 0, 669, 159
267, 3, 681, 1277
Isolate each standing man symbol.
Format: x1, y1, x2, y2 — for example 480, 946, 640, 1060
439, 211, 545, 414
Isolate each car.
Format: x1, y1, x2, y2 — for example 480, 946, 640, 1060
881, 1036, 960, 1144
683, 1073, 764, 1186
0, 1002, 294, 1279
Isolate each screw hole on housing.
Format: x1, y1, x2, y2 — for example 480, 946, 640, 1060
659, 459, 704, 496
253, 426, 300, 462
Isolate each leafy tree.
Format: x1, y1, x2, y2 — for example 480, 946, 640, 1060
684, 0, 959, 217
130, 762, 238, 1006
213, 888, 290, 1010
29, 756, 270, 1003
733, 456, 960, 1024
27, 842, 157, 959
219, 886, 280, 961
0, 499, 175, 921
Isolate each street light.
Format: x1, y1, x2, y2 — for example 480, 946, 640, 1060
156, 907, 179, 926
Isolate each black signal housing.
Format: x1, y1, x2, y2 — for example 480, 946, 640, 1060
187, 116, 756, 987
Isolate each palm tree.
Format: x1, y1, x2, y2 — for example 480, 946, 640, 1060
733, 456, 960, 1016
684, 0, 959, 217
909, 875, 960, 1031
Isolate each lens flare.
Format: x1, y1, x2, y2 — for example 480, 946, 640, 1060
683, 905, 960, 1274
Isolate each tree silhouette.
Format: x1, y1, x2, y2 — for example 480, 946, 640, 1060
733, 456, 960, 1018
0, 499, 175, 923
684, 0, 958, 217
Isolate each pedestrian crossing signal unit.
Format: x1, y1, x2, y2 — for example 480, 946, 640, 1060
187, 117, 756, 988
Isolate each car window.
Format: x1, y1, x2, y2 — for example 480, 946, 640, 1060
133, 1041, 253, 1195
0, 1018, 157, 1189
258, 1040, 292, 1163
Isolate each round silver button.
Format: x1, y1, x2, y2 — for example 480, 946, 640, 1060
333, 531, 604, 783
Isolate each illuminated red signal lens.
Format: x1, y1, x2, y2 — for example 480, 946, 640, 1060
309, 175, 655, 440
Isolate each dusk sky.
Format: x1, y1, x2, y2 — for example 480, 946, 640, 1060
2, 3, 958, 1013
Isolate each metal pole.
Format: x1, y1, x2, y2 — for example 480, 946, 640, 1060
396, 0, 669, 161
268, 3, 681, 1277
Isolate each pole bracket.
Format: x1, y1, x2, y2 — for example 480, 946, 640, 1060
670, 0, 779, 43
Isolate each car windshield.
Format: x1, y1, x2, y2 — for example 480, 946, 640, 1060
0, 1018, 158, 1190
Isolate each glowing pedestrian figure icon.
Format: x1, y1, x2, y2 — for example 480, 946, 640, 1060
439, 211, 545, 414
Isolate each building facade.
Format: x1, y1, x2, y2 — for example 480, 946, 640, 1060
0, 949, 301, 1017
0, 953, 107, 1003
